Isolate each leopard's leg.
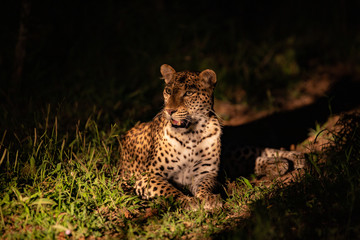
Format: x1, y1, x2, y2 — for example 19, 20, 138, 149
255, 148, 306, 177
261, 148, 306, 170
135, 173, 197, 209
190, 172, 223, 210
255, 156, 289, 176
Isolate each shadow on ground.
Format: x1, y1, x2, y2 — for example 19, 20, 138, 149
219, 75, 360, 180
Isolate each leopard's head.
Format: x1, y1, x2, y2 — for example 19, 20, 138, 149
160, 64, 217, 129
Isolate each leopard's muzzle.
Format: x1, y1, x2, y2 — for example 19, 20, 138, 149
171, 118, 190, 128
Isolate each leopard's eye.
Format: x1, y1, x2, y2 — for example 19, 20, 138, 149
184, 91, 194, 97
164, 88, 171, 95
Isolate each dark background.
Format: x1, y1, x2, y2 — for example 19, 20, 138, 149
1, 0, 360, 131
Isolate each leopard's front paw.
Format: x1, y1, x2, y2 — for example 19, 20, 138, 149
178, 194, 223, 211
178, 196, 199, 210
198, 193, 223, 211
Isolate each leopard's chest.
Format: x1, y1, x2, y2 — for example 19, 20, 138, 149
156, 123, 221, 187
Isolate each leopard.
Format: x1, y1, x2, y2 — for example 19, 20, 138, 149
119, 64, 306, 210
119, 64, 222, 210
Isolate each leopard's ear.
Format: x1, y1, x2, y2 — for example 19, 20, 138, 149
160, 64, 176, 84
199, 69, 217, 88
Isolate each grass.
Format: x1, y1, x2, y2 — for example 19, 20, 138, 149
1, 101, 359, 239
0, 107, 231, 239
0, 107, 226, 239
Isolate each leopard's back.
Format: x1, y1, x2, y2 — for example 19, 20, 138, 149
120, 120, 157, 178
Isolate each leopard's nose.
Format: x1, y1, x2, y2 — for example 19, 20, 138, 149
165, 109, 176, 115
